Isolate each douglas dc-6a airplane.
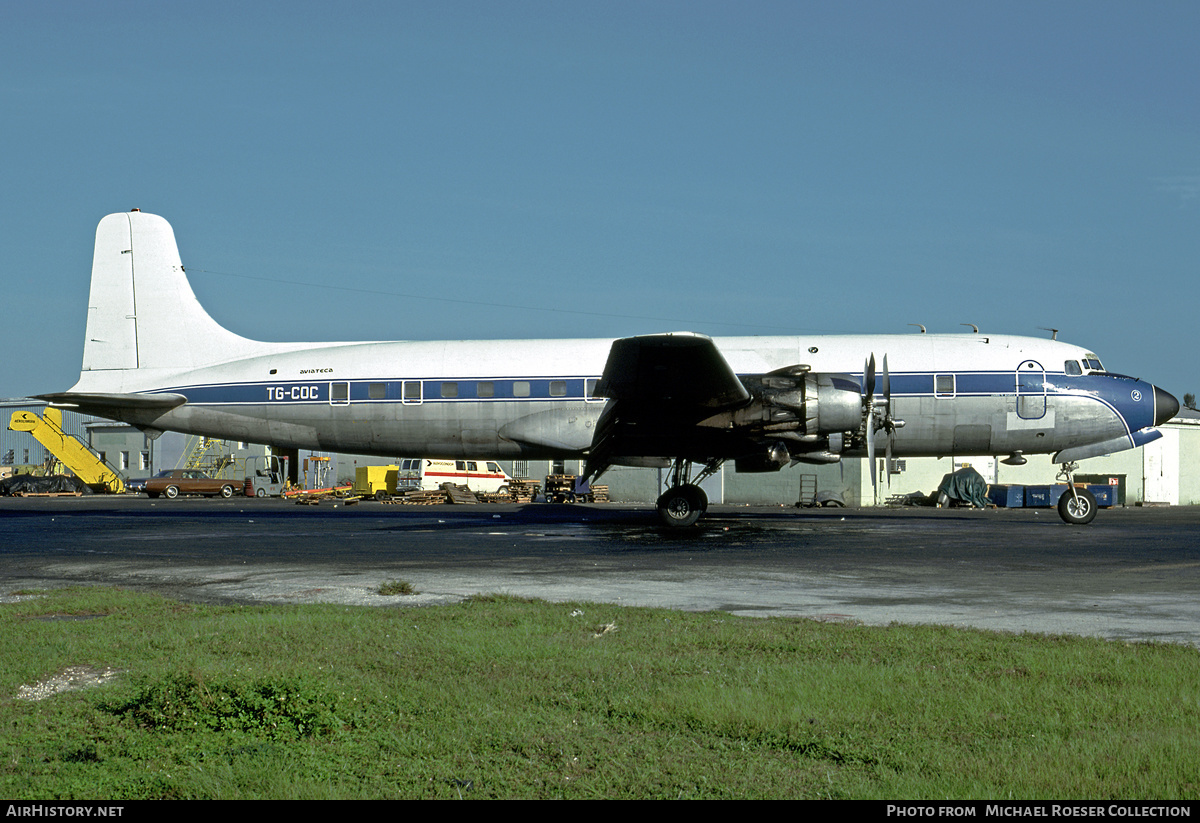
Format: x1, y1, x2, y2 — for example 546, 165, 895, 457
39, 210, 1178, 527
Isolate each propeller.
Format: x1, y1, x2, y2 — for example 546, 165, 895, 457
862, 353, 904, 491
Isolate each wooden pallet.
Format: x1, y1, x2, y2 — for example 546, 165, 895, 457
442, 483, 478, 504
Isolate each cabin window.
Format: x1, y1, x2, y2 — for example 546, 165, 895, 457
1065, 360, 1082, 376
330, 382, 350, 404
935, 374, 955, 397
477, 381, 494, 398
550, 380, 567, 397
467, 461, 477, 471
403, 381, 422, 403
585, 378, 600, 401
441, 382, 459, 398
513, 381, 530, 397
456, 461, 466, 471
369, 382, 386, 399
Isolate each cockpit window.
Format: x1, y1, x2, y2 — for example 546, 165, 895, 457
1065, 360, 1082, 376
1082, 357, 1104, 372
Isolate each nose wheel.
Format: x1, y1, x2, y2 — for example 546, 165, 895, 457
1056, 462, 1098, 525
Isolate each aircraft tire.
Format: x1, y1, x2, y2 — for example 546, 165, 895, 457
656, 484, 707, 528
1057, 487, 1097, 525
164, 485, 179, 499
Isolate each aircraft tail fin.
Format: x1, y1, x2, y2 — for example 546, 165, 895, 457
80, 210, 261, 374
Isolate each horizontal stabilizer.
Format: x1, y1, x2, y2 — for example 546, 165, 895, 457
35, 391, 188, 415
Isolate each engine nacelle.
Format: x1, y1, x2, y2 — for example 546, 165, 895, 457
733, 440, 791, 473
797, 373, 863, 434
721, 370, 862, 436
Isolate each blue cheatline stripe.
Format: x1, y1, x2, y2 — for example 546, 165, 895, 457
156, 376, 604, 405
153, 370, 1146, 415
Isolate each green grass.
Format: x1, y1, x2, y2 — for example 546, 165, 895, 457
2, 587, 1198, 799
377, 579, 418, 596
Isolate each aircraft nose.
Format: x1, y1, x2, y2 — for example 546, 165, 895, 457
1154, 386, 1180, 426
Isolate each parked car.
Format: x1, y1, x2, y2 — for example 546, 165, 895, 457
145, 469, 237, 499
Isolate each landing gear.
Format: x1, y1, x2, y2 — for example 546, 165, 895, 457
656, 484, 707, 527
655, 458, 721, 528
1058, 486, 1097, 525
1056, 461, 1098, 525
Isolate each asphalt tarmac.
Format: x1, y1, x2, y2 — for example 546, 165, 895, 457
2, 496, 1198, 647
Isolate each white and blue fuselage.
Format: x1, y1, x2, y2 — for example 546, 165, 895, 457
46, 212, 1177, 490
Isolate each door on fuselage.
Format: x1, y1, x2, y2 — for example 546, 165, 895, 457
1016, 360, 1046, 420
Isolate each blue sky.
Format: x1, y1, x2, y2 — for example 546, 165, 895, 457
3, 1, 1197, 400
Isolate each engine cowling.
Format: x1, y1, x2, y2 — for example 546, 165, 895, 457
710, 369, 862, 436
698, 367, 865, 469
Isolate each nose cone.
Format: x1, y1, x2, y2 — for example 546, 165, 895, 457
1154, 386, 1180, 426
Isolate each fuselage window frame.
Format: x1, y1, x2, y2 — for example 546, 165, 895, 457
934, 374, 955, 398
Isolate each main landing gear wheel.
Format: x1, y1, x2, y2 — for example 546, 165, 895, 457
1058, 487, 1097, 525
656, 484, 708, 528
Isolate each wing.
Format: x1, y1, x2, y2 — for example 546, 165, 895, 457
584, 333, 752, 481
592, 332, 751, 408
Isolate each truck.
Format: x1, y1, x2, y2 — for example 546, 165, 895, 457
398, 459, 512, 494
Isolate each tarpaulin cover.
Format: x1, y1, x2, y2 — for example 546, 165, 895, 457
0, 475, 93, 495
937, 467, 989, 509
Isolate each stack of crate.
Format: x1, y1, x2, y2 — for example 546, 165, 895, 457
507, 479, 540, 503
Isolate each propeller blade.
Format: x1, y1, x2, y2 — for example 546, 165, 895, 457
867, 412, 876, 489
885, 429, 894, 488
882, 353, 892, 488
881, 354, 890, 410
863, 354, 876, 400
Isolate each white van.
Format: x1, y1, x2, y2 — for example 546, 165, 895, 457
397, 458, 512, 494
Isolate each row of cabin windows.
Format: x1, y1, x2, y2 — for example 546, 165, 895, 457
331, 380, 594, 402
437, 380, 570, 399
331, 367, 1100, 404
